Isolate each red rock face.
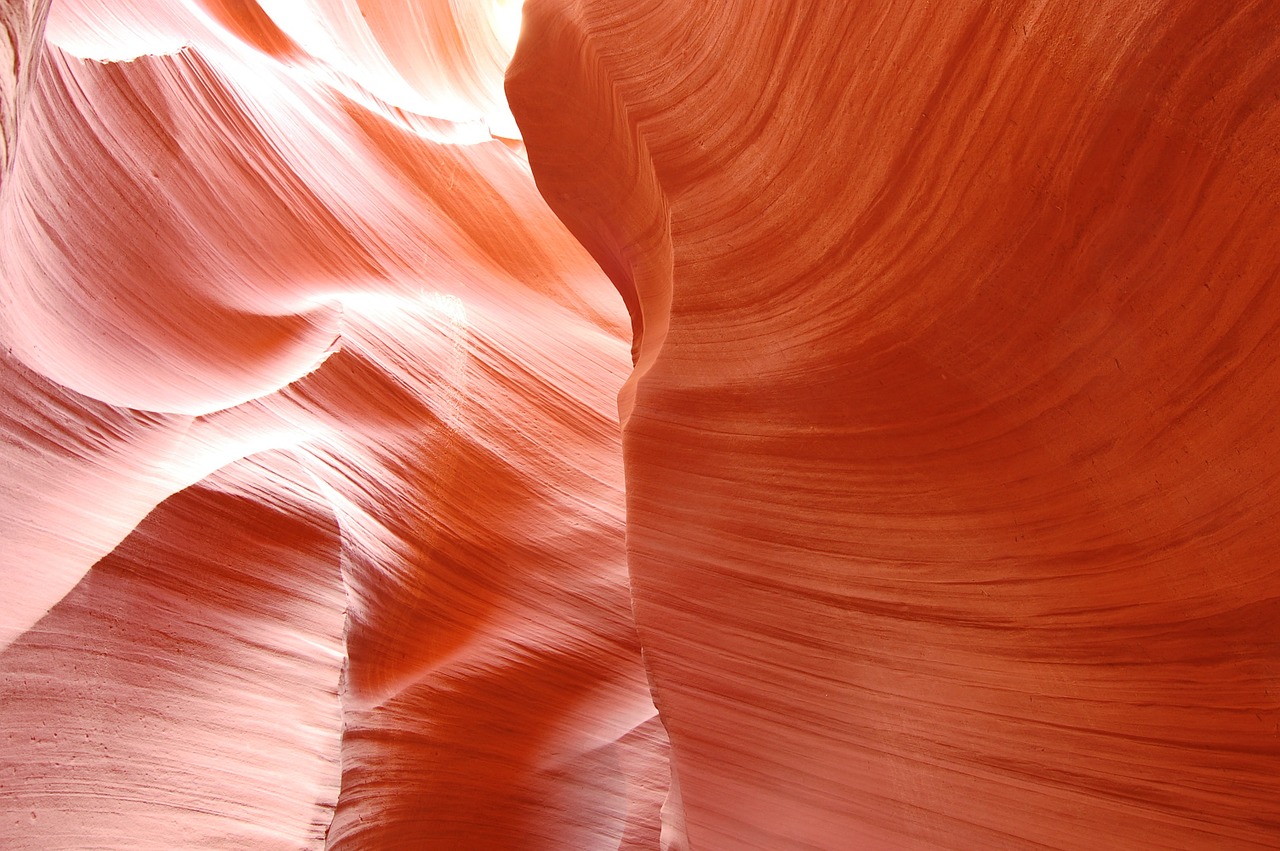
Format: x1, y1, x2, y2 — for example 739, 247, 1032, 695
509, 1, 1280, 848
3, 0, 1279, 848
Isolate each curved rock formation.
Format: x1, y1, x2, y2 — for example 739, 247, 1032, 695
3, 2, 663, 848
4, 0, 1279, 848
510, 1, 1280, 848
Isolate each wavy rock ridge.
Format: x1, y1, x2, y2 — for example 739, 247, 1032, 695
3, 1, 662, 848
4, 0, 1280, 848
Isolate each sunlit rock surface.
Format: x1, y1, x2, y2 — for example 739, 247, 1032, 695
2, 1, 662, 848
3, 0, 1279, 848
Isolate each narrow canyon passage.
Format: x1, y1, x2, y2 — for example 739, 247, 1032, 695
3, 1, 1280, 849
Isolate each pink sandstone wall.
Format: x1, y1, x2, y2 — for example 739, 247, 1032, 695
3, 1, 1278, 848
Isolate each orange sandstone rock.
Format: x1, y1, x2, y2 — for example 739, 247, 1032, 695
511, 0, 1280, 847
3, 0, 1279, 848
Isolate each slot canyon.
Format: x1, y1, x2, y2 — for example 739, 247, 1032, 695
1, 0, 1278, 848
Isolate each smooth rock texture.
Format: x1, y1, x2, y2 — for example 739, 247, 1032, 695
0, 455, 346, 847
509, 1, 1280, 848
3, 0, 1279, 849
3, 2, 662, 848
